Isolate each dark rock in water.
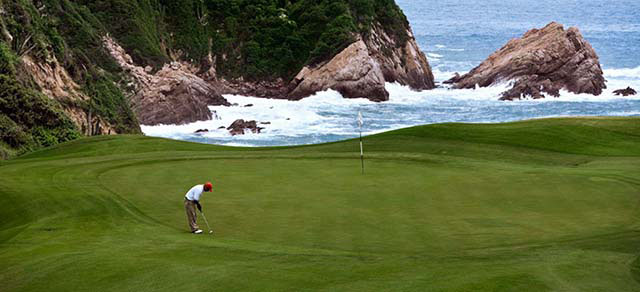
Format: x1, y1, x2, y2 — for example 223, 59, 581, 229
260, 122, 271, 125
194, 129, 209, 133
217, 126, 226, 129
443, 73, 461, 84
286, 118, 290, 120
500, 77, 562, 101
231, 103, 239, 106
227, 119, 264, 136
613, 87, 637, 96
448, 22, 606, 100
244, 104, 253, 107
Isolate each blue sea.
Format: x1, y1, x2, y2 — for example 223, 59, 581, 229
143, 0, 640, 146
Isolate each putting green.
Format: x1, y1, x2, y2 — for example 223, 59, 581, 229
1, 117, 639, 291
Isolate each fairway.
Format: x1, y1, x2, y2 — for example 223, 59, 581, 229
1, 117, 640, 291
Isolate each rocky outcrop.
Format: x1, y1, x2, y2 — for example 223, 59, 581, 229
227, 119, 263, 136
103, 36, 230, 125
365, 23, 435, 91
287, 23, 434, 102
613, 87, 637, 96
445, 22, 606, 100
288, 39, 389, 101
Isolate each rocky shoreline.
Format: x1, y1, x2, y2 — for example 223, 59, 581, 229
103, 23, 435, 126
104, 21, 627, 128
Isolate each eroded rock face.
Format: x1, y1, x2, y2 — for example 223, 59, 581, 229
20, 55, 119, 135
103, 36, 229, 125
365, 23, 435, 91
227, 119, 263, 136
613, 87, 637, 96
289, 39, 388, 101
288, 23, 435, 102
446, 22, 606, 100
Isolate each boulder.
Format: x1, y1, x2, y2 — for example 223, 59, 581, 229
613, 87, 637, 96
103, 36, 230, 125
446, 22, 606, 100
194, 129, 209, 133
227, 119, 264, 136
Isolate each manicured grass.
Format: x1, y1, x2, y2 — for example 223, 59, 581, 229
1, 117, 639, 291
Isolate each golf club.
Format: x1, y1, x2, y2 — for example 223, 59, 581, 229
200, 211, 214, 234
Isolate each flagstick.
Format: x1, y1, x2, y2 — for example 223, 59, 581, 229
357, 110, 364, 174
360, 128, 364, 174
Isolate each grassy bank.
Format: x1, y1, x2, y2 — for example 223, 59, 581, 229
1, 117, 639, 291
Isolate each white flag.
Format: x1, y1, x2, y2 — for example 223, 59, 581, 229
357, 111, 363, 128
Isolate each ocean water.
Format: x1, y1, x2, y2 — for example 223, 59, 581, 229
142, 0, 640, 146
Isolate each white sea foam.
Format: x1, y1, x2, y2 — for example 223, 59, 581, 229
141, 88, 375, 141
142, 66, 640, 146
432, 44, 465, 52
603, 66, 640, 79
427, 53, 444, 59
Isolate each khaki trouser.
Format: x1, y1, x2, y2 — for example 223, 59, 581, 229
184, 199, 199, 232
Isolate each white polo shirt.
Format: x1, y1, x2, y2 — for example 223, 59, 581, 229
185, 185, 205, 201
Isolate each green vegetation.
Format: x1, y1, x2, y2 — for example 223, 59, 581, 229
0, 40, 80, 156
0, 0, 410, 158
1, 117, 639, 291
79, 0, 409, 80
0, 0, 140, 157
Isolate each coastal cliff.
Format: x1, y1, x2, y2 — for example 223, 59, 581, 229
0, 0, 433, 156
289, 23, 434, 101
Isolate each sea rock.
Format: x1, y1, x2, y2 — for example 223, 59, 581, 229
194, 129, 209, 133
613, 87, 637, 96
287, 23, 434, 102
227, 119, 264, 136
103, 36, 230, 125
446, 22, 606, 100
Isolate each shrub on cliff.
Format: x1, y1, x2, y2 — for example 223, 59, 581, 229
0, 74, 80, 153
71, 0, 410, 80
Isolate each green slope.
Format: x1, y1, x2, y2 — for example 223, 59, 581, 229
1, 117, 640, 291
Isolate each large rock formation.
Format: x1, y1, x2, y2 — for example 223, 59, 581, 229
287, 23, 435, 102
288, 39, 388, 101
103, 37, 230, 125
445, 22, 606, 100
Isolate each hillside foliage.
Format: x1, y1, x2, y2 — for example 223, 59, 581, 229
0, 0, 409, 158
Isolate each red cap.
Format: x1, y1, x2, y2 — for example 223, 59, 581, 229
204, 182, 213, 192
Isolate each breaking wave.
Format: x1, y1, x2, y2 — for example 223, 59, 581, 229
142, 65, 640, 147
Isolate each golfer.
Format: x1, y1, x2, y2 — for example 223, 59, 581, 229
184, 182, 213, 234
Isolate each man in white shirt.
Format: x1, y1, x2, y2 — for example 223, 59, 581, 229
184, 182, 213, 234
